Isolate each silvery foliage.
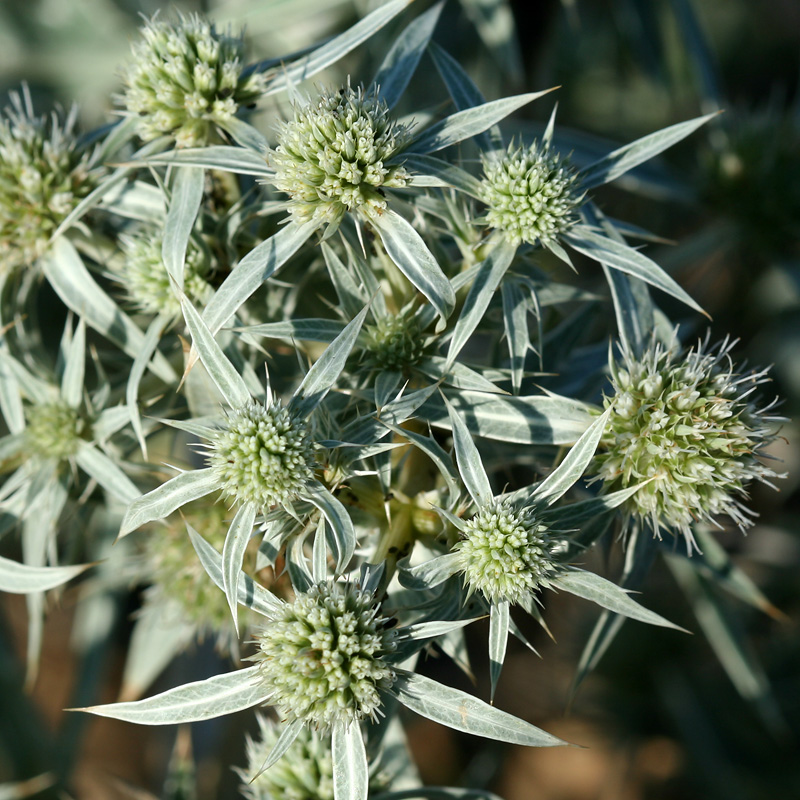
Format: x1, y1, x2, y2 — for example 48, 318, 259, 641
0, 1, 785, 798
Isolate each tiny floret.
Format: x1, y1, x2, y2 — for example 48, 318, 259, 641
454, 501, 558, 605
208, 400, 315, 508
272, 84, 412, 229
480, 141, 581, 247
254, 582, 397, 728
120, 227, 211, 315
595, 336, 783, 550
240, 716, 334, 800
120, 13, 266, 147
0, 88, 97, 274
25, 401, 86, 460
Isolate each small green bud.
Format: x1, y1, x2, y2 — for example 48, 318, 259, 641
0, 88, 97, 274
254, 582, 397, 728
25, 401, 87, 460
480, 141, 581, 247
272, 84, 412, 229
596, 336, 783, 550
119, 13, 266, 147
208, 400, 315, 509
363, 313, 425, 371
454, 501, 557, 605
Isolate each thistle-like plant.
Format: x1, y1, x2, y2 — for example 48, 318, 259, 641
595, 334, 783, 551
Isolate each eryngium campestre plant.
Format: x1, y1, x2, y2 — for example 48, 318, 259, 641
595, 335, 783, 550
480, 141, 581, 247
0, 87, 97, 274
271, 84, 412, 230
119, 13, 266, 147
208, 400, 316, 509
253, 581, 397, 728
240, 716, 335, 800
454, 500, 558, 605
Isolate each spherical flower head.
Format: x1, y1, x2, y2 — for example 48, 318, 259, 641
119, 226, 211, 315
272, 85, 412, 229
363, 313, 424, 372
480, 141, 581, 247
454, 501, 557, 605
25, 401, 87, 460
254, 582, 397, 728
240, 716, 334, 800
0, 88, 97, 274
595, 337, 782, 549
120, 13, 266, 147
208, 400, 315, 509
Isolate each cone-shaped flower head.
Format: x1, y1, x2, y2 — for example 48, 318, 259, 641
120, 13, 266, 147
25, 401, 88, 460
208, 400, 315, 509
454, 500, 558, 605
120, 227, 211, 315
0, 88, 97, 274
272, 84, 412, 229
254, 582, 398, 728
240, 716, 334, 800
596, 336, 782, 549
480, 141, 581, 247
363, 313, 425, 372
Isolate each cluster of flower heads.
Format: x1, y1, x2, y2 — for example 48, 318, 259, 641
480, 141, 582, 247
272, 84, 412, 230
208, 400, 316, 509
119, 13, 267, 147
119, 226, 212, 316
240, 716, 335, 800
0, 87, 97, 274
454, 500, 559, 605
254, 582, 398, 728
596, 335, 782, 550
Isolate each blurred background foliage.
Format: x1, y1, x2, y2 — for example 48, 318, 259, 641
0, 0, 798, 798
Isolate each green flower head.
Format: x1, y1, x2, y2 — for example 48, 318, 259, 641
0, 87, 97, 274
25, 400, 88, 460
454, 500, 558, 605
272, 84, 412, 229
119, 226, 211, 316
480, 141, 581, 247
240, 716, 334, 800
120, 13, 266, 147
596, 335, 783, 550
363, 312, 425, 372
208, 400, 315, 509
254, 582, 398, 728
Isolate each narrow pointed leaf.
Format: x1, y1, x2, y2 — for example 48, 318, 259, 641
402, 154, 484, 198
75, 443, 140, 504
489, 600, 510, 701
532, 407, 611, 506
188, 524, 284, 618
127, 314, 168, 457
202, 221, 316, 335
119, 468, 219, 537
501, 280, 530, 394
141, 146, 272, 176
41, 238, 175, 383
292, 305, 369, 417
443, 395, 492, 507
393, 671, 565, 746
408, 90, 553, 155
553, 569, 685, 631
447, 240, 516, 366
255, 718, 305, 778
0, 555, 89, 594
61, 319, 85, 408
181, 296, 251, 409
333, 722, 368, 800
580, 113, 716, 189
163, 166, 205, 290
399, 553, 462, 591
79, 665, 268, 724
371, 210, 455, 325
217, 116, 270, 152
401, 618, 478, 641
564, 228, 705, 316
303, 482, 355, 574
312, 517, 328, 583
222, 503, 257, 630
236, 319, 346, 343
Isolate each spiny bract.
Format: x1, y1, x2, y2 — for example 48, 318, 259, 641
480, 141, 581, 247
596, 336, 782, 550
254, 582, 397, 728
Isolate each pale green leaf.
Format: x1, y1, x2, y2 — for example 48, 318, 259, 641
75, 443, 140, 504
402, 154, 485, 198
140, 146, 272, 176
235, 319, 346, 343
0, 554, 89, 594
333, 722, 368, 800
303, 482, 356, 574
399, 553, 462, 591
222, 503, 257, 631
443, 395, 493, 507
489, 600, 510, 702
60, 318, 85, 409
163, 166, 205, 290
